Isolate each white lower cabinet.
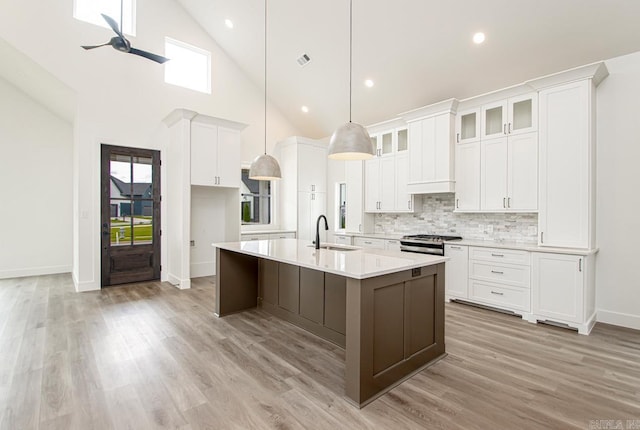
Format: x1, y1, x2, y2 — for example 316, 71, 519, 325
334, 234, 352, 245
297, 192, 326, 242
385, 239, 401, 251
467, 246, 531, 316
241, 232, 296, 241
353, 237, 386, 249
444, 244, 468, 300
531, 252, 595, 334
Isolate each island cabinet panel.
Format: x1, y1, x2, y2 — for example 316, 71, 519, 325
372, 283, 405, 375
259, 259, 279, 306
278, 263, 300, 314
324, 273, 346, 335
405, 276, 435, 356
299, 267, 325, 324
347, 263, 445, 407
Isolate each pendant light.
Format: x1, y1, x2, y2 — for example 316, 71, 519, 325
328, 0, 375, 160
249, 0, 282, 180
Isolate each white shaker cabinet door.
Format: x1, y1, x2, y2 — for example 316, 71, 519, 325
190, 122, 218, 186
454, 141, 481, 211
481, 137, 508, 211
507, 132, 538, 211
538, 80, 591, 248
532, 252, 584, 324
445, 244, 469, 300
216, 127, 241, 188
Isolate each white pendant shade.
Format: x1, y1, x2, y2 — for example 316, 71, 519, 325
249, 153, 281, 180
328, 122, 375, 160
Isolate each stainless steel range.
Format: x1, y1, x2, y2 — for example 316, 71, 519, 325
400, 234, 463, 255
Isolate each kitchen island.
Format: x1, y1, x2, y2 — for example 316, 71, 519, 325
213, 238, 447, 407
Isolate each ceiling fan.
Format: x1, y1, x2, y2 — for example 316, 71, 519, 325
81, 13, 169, 64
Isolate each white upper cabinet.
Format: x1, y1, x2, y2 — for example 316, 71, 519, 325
190, 121, 242, 188
364, 120, 414, 213
481, 92, 537, 140
480, 132, 538, 212
454, 141, 481, 211
297, 143, 327, 193
402, 99, 457, 194
455, 108, 481, 144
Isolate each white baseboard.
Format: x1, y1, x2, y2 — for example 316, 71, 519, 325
190, 261, 215, 278
167, 273, 191, 290
0, 265, 72, 280
597, 309, 640, 331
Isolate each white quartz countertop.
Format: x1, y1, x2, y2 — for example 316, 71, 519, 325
241, 230, 297, 235
213, 238, 447, 280
445, 239, 598, 256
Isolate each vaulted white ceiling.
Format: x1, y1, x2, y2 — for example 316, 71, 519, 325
178, 0, 640, 139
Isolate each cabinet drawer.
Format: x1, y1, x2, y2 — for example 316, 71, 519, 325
385, 239, 401, 251
469, 280, 530, 312
353, 237, 386, 249
270, 232, 296, 239
334, 235, 352, 245
469, 261, 530, 288
241, 234, 270, 241
469, 247, 530, 265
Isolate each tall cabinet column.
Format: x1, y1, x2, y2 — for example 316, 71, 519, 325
163, 109, 247, 288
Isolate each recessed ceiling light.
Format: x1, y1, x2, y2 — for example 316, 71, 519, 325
301, 106, 309, 113
473, 32, 485, 44
364, 79, 374, 88
225, 19, 234, 29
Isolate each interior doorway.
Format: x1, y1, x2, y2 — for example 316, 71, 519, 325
101, 145, 161, 286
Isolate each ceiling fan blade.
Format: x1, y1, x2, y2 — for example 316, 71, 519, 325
101, 13, 125, 39
129, 48, 170, 64
81, 42, 111, 50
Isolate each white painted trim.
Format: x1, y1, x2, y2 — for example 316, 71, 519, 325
597, 309, 640, 331
0, 265, 72, 280
73, 274, 100, 292
168, 273, 191, 289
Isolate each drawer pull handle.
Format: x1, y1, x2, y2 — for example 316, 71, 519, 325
490, 290, 504, 296
491, 270, 504, 275
364, 241, 372, 244
491, 253, 504, 257
450, 246, 461, 250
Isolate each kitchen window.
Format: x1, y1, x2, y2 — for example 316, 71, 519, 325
164, 37, 211, 94
241, 168, 272, 225
73, 0, 136, 36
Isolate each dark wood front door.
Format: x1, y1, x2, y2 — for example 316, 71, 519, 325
101, 145, 161, 286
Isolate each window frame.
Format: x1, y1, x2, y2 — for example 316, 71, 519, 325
73, 0, 137, 36
164, 37, 212, 94
240, 167, 275, 229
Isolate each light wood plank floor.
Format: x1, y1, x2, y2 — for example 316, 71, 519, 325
1, 274, 639, 429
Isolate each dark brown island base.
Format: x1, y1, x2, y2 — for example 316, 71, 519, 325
213, 239, 447, 408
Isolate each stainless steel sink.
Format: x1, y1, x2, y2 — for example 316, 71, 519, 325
308, 244, 360, 251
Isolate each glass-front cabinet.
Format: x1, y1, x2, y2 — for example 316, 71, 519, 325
455, 108, 481, 143
481, 92, 537, 139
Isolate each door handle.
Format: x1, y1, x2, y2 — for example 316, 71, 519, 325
541, 232, 544, 243
503, 124, 507, 135
503, 197, 506, 208
579, 258, 582, 272
508, 123, 512, 134
456, 199, 459, 209
456, 133, 460, 143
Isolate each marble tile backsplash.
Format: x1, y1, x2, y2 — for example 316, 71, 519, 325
375, 194, 538, 243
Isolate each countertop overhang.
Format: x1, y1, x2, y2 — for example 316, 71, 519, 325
213, 239, 447, 279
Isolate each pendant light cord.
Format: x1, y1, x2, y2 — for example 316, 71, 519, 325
264, 0, 268, 155
349, 0, 353, 123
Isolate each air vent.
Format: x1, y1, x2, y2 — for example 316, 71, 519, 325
296, 53, 311, 67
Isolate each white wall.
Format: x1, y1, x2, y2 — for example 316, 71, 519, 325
596, 51, 640, 330
0, 77, 73, 278
0, 0, 299, 290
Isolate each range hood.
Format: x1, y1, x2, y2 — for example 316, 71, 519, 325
400, 99, 458, 195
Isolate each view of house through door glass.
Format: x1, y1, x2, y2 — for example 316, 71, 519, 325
101, 145, 161, 286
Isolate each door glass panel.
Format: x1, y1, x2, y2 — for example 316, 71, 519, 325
485, 106, 504, 136
397, 129, 408, 152
132, 206, 153, 245
110, 153, 132, 245
512, 99, 532, 131
110, 215, 130, 246
382, 132, 393, 154
461, 112, 477, 140
133, 156, 153, 195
